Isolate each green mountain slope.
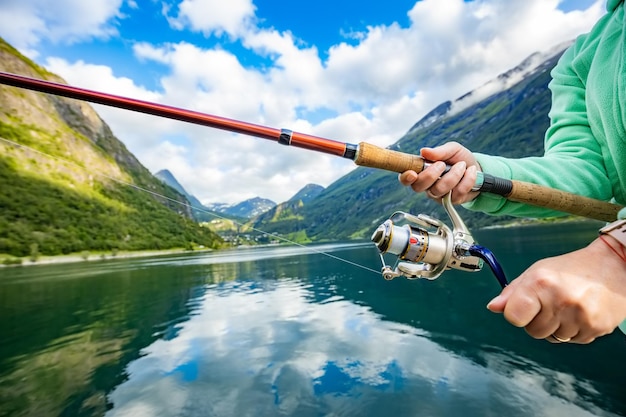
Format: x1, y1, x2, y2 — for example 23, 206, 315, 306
154, 168, 231, 223
288, 184, 324, 204
0, 39, 222, 258
250, 49, 564, 241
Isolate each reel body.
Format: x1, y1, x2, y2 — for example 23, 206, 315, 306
371, 193, 483, 280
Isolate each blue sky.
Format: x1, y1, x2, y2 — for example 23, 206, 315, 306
0, 0, 604, 205
26, 0, 419, 85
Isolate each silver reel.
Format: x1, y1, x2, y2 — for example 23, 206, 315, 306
371, 193, 483, 280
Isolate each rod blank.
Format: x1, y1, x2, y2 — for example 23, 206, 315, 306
0, 70, 621, 222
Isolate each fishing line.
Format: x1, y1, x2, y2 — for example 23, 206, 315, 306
0, 136, 381, 274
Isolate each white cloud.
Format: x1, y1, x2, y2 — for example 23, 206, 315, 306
45, 58, 160, 101
5, 0, 608, 204
165, 0, 256, 37
0, 0, 125, 56
44, 58, 172, 152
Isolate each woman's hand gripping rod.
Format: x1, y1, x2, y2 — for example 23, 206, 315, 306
0, 71, 621, 222
354, 142, 622, 222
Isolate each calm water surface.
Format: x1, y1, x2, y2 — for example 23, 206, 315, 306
0, 222, 624, 417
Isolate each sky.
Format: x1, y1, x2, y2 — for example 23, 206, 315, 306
0, 0, 605, 205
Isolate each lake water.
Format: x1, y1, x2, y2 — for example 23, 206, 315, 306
0, 221, 624, 417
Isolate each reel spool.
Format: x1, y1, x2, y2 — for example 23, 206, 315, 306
371, 193, 483, 280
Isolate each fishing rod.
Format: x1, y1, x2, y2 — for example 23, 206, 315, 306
0, 70, 606, 292
0, 71, 621, 223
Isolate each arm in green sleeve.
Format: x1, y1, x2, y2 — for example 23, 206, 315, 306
464, 38, 613, 218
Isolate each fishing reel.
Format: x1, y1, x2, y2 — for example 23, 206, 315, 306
371, 193, 483, 281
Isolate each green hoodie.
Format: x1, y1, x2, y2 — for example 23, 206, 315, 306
465, 0, 626, 334
466, 0, 626, 218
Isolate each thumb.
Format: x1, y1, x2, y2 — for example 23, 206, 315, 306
486, 280, 517, 313
420, 142, 476, 166
420, 146, 450, 161
486, 293, 508, 313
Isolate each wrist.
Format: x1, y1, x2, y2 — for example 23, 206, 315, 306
598, 219, 626, 263
599, 219, 626, 247
597, 235, 626, 263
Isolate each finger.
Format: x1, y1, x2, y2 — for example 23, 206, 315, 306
497, 267, 549, 328
410, 162, 447, 193
398, 170, 418, 186
428, 161, 466, 197
570, 323, 610, 344
451, 165, 479, 204
486, 295, 506, 313
546, 334, 571, 344
524, 312, 560, 340
503, 289, 543, 328
542, 306, 579, 343
546, 326, 579, 344
569, 333, 596, 344
425, 189, 442, 203
420, 142, 474, 165
487, 278, 521, 313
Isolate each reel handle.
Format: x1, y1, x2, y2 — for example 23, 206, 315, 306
355, 142, 622, 222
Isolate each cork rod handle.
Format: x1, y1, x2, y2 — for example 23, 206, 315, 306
355, 142, 426, 173
508, 180, 621, 222
354, 142, 622, 222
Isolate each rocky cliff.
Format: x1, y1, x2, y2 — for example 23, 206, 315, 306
0, 38, 222, 258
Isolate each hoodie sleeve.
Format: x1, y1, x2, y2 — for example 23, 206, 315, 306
463, 36, 613, 218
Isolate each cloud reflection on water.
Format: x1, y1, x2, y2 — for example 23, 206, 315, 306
105, 277, 611, 417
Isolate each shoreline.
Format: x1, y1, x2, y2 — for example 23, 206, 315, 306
1, 248, 215, 268
2, 218, 605, 269
479, 216, 604, 230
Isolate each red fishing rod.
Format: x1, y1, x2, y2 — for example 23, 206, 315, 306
0, 71, 354, 158
0, 70, 621, 222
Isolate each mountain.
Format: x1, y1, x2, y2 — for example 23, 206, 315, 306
207, 197, 276, 219
418, 41, 572, 127
243, 199, 307, 241
153, 168, 225, 222
206, 183, 323, 221
0, 38, 222, 258
243, 183, 326, 240
0, 35, 572, 255
154, 169, 205, 208
250, 45, 568, 242
288, 184, 324, 203
155, 167, 277, 226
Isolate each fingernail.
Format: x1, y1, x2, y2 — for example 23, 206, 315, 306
486, 295, 501, 311
399, 172, 417, 183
